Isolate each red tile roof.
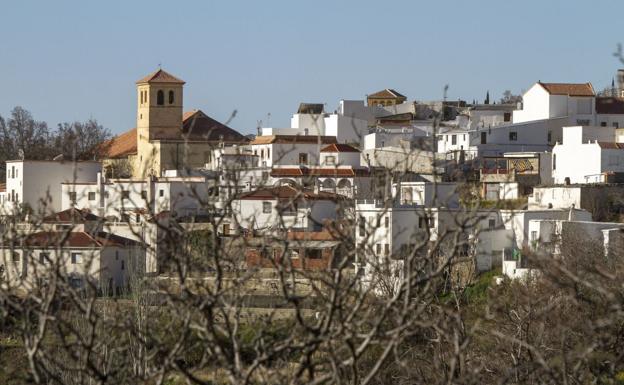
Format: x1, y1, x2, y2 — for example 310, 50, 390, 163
368, 89, 406, 99
43, 208, 101, 223
238, 185, 342, 201
597, 142, 624, 149
102, 128, 137, 158
271, 167, 370, 177
320, 143, 360, 153
250, 135, 338, 145
538, 82, 595, 97
596, 97, 624, 114
24, 231, 138, 248
136, 69, 185, 84
180, 110, 248, 143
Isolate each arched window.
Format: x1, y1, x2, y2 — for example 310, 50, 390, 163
157, 90, 164, 105
168, 90, 174, 104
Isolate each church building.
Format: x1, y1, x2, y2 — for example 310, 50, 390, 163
103, 69, 247, 178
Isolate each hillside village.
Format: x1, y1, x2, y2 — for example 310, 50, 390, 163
3, 67, 624, 293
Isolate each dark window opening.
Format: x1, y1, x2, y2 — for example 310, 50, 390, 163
157, 90, 164, 105
168, 90, 174, 104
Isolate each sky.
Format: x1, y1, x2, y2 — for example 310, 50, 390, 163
0, 0, 622, 136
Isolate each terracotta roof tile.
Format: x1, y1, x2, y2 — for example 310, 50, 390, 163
320, 143, 360, 153
538, 82, 595, 97
597, 142, 624, 149
596, 97, 624, 114
103, 128, 137, 158
271, 167, 370, 177
238, 185, 342, 201
180, 110, 247, 143
24, 231, 138, 248
368, 89, 406, 99
136, 69, 185, 84
250, 135, 338, 145
43, 208, 101, 223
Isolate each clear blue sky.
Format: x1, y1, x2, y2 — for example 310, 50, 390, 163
0, 0, 622, 135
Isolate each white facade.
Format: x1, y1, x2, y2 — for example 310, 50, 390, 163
1, 160, 101, 215
393, 181, 460, 208
513, 82, 595, 124
552, 125, 624, 184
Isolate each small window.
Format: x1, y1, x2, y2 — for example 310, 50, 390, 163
306, 249, 322, 259
71, 253, 82, 264
136, 214, 140, 223
88, 192, 96, 201
614, 122, 620, 128
601, 122, 607, 127
121, 190, 130, 199
267, 149, 271, 159
68, 192, 77, 203
298, 153, 308, 165
115, 251, 119, 260
488, 219, 496, 229
376, 244, 381, 255
325, 155, 336, 165
157, 90, 164, 105
121, 260, 125, 270
384, 244, 390, 256
504, 112, 511, 122
12, 252, 20, 262
39, 252, 49, 264
451, 135, 457, 145
159, 189, 164, 197
141, 190, 147, 199
547, 130, 552, 143
385, 216, 389, 228
140, 91, 144, 104
481, 132, 487, 144
509, 132, 518, 141
553, 154, 556, 170
262, 201, 272, 214
168, 90, 174, 104
359, 216, 366, 236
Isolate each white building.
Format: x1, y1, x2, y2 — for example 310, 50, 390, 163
232, 185, 344, 234
392, 181, 460, 208
0, 227, 142, 293
0, 160, 102, 215
552, 125, 624, 184
513, 82, 596, 124
249, 135, 338, 167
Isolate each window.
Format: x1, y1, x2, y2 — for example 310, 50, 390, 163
504, 112, 511, 122
547, 130, 552, 143
481, 132, 487, 144
71, 253, 82, 264
384, 244, 390, 256
141, 190, 147, 199
262, 201, 272, 214
168, 90, 174, 104
306, 249, 322, 259
553, 154, 556, 170
509, 132, 518, 141
121, 190, 130, 199
260, 149, 264, 159
121, 260, 125, 270
267, 149, 271, 159
159, 189, 164, 197
376, 244, 381, 255
115, 251, 119, 260
325, 155, 336, 165
530, 231, 538, 242
68, 192, 77, 203
136, 214, 140, 223
601, 122, 607, 127
359, 216, 366, 236
88, 192, 96, 201
463, 134, 466, 141
12, 252, 20, 262
157, 90, 164, 105
11, 166, 15, 178
262, 171, 269, 181
140, 91, 144, 104
385, 216, 389, 228
298, 153, 308, 165
39, 252, 49, 264
488, 219, 496, 229
451, 135, 457, 145
614, 122, 620, 128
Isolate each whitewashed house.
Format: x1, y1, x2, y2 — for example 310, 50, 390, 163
552, 125, 624, 184
0, 160, 101, 215
232, 185, 343, 234
513, 82, 596, 124
0, 220, 143, 293
249, 135, 338, 167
